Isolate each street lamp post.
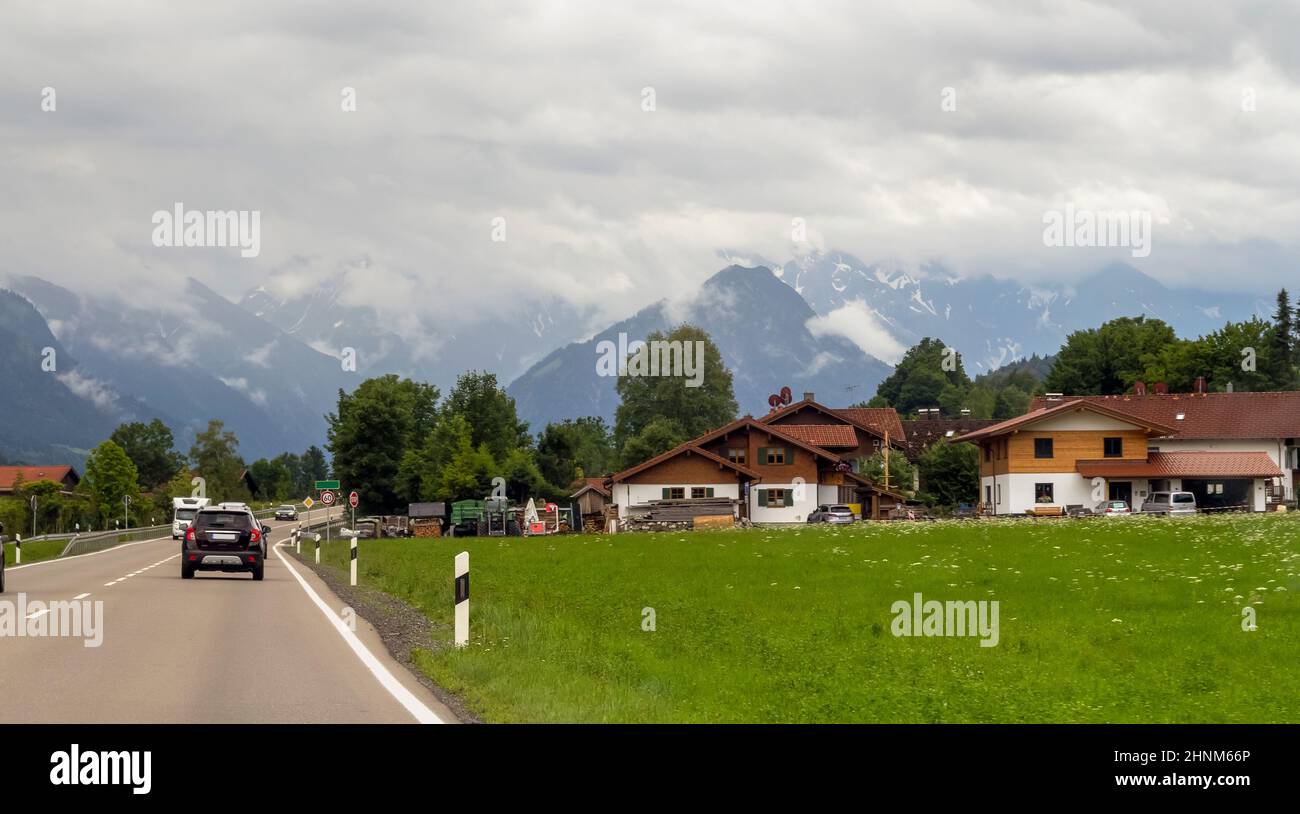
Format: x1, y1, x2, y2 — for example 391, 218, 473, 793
30, 495, 37, 539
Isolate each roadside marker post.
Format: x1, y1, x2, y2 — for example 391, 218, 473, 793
454, 551, 469, 647
14, 534, 20, 565
350, 536, 358, 586
315, 533, 321, 564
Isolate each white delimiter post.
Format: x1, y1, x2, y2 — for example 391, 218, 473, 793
350, 536, 358, 586
454, 551, 469, 647
14, 534, 20, 564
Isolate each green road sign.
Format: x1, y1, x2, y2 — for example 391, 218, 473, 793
315, 480, 340, 490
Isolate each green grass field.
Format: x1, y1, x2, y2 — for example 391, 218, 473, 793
305, 513, 1300, 723
3, 539, 67, 566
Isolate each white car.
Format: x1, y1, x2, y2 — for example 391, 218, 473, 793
1096, 500, 1132, 516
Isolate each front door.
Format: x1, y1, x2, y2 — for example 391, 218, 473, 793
1108, 481, 1132, 504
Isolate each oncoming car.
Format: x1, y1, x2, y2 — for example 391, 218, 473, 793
274, 504, 298, 521
182, 506, 271, 580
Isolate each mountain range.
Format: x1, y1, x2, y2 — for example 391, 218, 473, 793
0, 253, 1273, 465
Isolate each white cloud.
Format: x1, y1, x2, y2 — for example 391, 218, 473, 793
56, 370, 119, 412
219, 375, 268, 406
2, 0, 1300, 337
805, 299, 909, 365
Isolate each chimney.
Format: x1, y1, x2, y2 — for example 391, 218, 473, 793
1133, 380, 1146, 396
803, 391, 814, 402
1194, 376, 1206, 394
1227, 382, 1234, 393
1153, 382, 1168, 395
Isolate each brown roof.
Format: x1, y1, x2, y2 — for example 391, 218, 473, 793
1030, 392, 1300, 440
1076, 451, 1283, 479
610, 442, 762, 484
951, 400, 1178, 444
760, 399, 906, 446
569, 477, 611, 499
833, 407, 907, 442
774, 424, 859, 448
0, 465, 79, 491
900, 418, 1001, 460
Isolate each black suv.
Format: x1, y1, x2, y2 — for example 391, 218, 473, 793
183, 507, 270, 581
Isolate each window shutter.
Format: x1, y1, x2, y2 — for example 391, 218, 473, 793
783, 490, 793, 506
706, 487, 714, 498
756, 489, 766, 505
786, 447, 795, 464
661, 488, 670, 499
758, 446, 768, 463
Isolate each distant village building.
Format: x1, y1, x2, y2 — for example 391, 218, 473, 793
0, 465, 80, 495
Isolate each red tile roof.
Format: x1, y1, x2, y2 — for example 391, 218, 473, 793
0, 465, 79, 491
1029, 391, 1300, 440
832, 408, 907, 443
1076, 451, 1283, 479
570, 477, 611, 498
775, 424, 859, 448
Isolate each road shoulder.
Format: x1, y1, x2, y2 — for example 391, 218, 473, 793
281, 543, 477, 724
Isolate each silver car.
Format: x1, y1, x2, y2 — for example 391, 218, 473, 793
1140, 491, 1197, 516
807, 504, 856, 524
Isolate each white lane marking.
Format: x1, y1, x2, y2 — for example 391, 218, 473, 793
73, 593, 90, 600
103, 581, 117, 587
274, 545, 446, 724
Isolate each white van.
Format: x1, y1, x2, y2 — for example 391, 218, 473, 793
172, 496, 211, 539
1140, 491, 1197, 516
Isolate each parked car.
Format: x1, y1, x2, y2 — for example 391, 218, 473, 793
182, 506, 271, 580
807, 505, 856, 524
1140, 491, 1197, 516
1097, 500, 1132, 516
274, 504, 298, 521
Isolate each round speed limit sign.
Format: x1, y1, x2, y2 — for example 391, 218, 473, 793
320, 490, 336, 506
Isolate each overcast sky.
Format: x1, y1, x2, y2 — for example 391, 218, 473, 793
2, 0, 1299, 336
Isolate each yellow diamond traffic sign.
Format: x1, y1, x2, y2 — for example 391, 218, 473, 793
303, 496, 315, 508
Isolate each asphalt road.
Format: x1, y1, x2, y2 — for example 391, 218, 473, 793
0, 511, 456, 723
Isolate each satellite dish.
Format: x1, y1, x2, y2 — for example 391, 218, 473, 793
779, 386, 793, 405
768, 394, 782, 409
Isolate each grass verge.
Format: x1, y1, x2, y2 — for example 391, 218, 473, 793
302, 513, 1300, 723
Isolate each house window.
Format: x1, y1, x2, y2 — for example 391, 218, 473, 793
1035, 483, 1054, 503
726, 448, 747, 465
690, 487, 715, 499
996, 484, 1001, 504
1034, 438, 1054, 459
764, 488, 788, 508
1103, 437, 1123, 458
985, 484, 992, 504
760, 446, 790, 465
662, 487, 685, 500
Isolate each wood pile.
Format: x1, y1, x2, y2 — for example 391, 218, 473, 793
623, 497, 738, 532
411, 518, 442, 537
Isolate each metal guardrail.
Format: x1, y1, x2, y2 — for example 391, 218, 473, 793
50, 506, 306, 559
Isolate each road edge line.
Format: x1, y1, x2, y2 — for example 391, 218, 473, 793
273, 543, 447, 724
